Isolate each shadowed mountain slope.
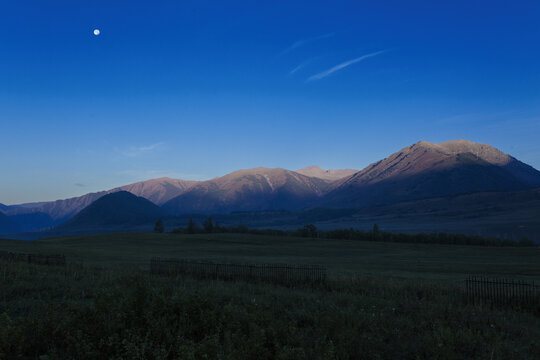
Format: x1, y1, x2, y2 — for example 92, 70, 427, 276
23, 192, 109, 223
58, 191, 167, 231
8, 212, 55, 232
296, 166, 358, 181
163, 167, 331, 214
4, 178, 196, 224
0, 211, 20, 234
320, 140, 540, 208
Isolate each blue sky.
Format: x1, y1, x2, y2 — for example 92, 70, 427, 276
1, 0, 539, 204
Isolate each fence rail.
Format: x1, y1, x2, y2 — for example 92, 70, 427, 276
151, 258, 326, 285
0, 250, 66, 266
465, 276, 540, 307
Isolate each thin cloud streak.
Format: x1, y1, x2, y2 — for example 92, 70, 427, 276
290, 59, 310, 75
278, 32, 334, 57
290, 63, 307, 75
306, 50, 388, 82
289, 56, 321, 75
117, 142, 165, 157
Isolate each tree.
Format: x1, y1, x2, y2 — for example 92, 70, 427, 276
518, 237, 534, 247
203, 217, 214, 233
214, 221, 222, 233
187, 218, 196, 234
154, 219, 164, 233
187, 218, 201, 234
300, 224, 318, 238
371, 223, 380, 241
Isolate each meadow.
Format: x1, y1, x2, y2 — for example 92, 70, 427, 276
1, 233, 539, 359
1, 232, 539, 281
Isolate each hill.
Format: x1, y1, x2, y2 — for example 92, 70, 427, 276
58, 191, 167, 232
3, 178, 196, 228
320, 140, 540, 208
0, 211, 20, 234
163, 167, 331, 214
303, 187, 540, 241
8, 212, 56, 232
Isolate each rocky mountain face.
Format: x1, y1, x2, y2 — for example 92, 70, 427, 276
320, 140, 540, 208
115, 177, 198, 205
162, 167, 331, 214
296, 166, 358, 182
20, 191, 109, 223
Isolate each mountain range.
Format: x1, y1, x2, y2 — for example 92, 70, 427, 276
2, 139, 540, 239
2, 177, 197, 223
162, 167, 332, 214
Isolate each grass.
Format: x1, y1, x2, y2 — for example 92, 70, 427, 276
1, 260, 539, 359
1, 232, 540, 282
1, 233, 539, 359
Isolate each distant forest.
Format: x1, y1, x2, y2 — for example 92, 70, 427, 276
165, 218, 536, 247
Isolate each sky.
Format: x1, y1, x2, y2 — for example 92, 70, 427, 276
1, 0, 539, 204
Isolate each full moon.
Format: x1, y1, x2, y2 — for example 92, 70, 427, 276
93, 29, 100, 36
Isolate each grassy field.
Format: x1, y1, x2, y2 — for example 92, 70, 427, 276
1, 232, 539, 282
1, 232, 540, 359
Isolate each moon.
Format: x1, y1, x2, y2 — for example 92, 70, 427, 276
93, 29, 100, 36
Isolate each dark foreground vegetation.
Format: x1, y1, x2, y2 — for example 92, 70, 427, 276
170, 218, 537, 247
0, 250, 66, 266
1, 258, 540, 359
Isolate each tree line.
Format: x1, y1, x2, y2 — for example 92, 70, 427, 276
155, 218, 536, 247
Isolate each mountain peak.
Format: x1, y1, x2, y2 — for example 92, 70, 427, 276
299, 165, 324, 171
226, 167, 285, 176
162, 167, 332, 214
323, 139, 540, 208
411, 139, 511, 166
115, 177, 197, 205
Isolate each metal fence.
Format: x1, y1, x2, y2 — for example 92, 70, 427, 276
0, 250, 66, 266
151, 258, 327, 285
465, 276, 540, 307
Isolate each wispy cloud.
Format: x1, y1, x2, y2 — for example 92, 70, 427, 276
117, 142, 165, 157
74, 183, 85, 187
290, 62, 307, 75
278, 32, 334, 57
289, 57, 320, 75
306, 50, 388, 82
